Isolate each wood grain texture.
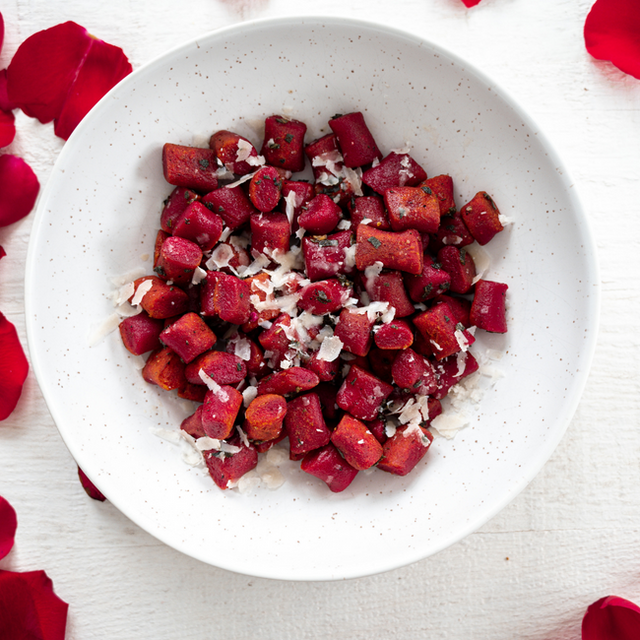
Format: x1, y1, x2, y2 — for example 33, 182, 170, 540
1, 0, 640, 638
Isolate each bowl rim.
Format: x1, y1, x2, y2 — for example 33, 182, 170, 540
24, 14, 601, 581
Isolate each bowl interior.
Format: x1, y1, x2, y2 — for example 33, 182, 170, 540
25, 16, 599, 580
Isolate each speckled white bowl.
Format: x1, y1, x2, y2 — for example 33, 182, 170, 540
25, 16, 599, 581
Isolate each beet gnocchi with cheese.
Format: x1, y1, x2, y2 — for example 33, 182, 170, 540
118, 111, 509, 492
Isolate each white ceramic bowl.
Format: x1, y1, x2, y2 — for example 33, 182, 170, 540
25, 16, 599, 581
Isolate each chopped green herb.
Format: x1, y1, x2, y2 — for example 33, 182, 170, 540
199, 158, 210, 169
313, 238, 339, 247
456, 322, 465, 332
268, 142, 280, 149
421, 186, 433, 195
315, 290, 330, 303
460, 249, 466, 265
367, 236, 382, 249
483, 192, 496, 208
284, 133, 294, 143
275, 116, 289, 124
447, 206, 457, 216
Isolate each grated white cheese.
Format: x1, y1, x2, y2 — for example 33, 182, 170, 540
191, 266, 207, 286
225, 171, 256, 189
112, 281, 135, 307
317, 335, 344, 362
466, 243, 491, 285
235, 138, 254, 162
246, 154, 265, 167
131, 279, 154, 307
233, 337, 252, 361
242, 385, 258, 408
88, 313, 121, 346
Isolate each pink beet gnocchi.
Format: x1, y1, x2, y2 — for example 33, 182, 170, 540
122, 111, 510, 492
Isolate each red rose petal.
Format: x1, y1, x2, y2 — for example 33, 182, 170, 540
0, 570, 68, 640
582, 596, 640, 640
0, 496, 17, 560
0, 13, 4, 54
54, 37, 132, 140
6, 21, 92, 123
584, 0, 640, 79
0, 312, 29, 420
0, 108, 15, 147
77, 466, 107, 502
0, 154, 40, 227
461, 0, 482, 6
0, 246, 5, 260
0, 69, 18, 112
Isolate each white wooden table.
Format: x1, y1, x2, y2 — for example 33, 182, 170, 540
1, 1, 639, 638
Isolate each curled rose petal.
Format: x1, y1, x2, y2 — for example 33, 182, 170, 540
0, 312, 29, 420
0, 570, 68, 640
584, 0, 640, 79
54, 37, 132, 140
7, 22, 92, 124
6, 21, 132, 139
0, 108, 15, 147
582, 596, 640, 640
77, 466, 107, 502
0, 496, 17, 559
0, 154, 39, 227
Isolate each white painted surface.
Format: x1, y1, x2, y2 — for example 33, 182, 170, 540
0, 0, 638, 637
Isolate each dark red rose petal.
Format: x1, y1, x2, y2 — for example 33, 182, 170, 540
0, 246, 5, 260
54, 38, 132, 140
584, 0, 640, 79
77, 466, 106, 502
0, 570, 68, 640
0, 154, 40, 227
0, 496, 17, 560
0, 312, 29, 421
6, 21, 93, 124
461, 0, 482, 6
0, 69, 17, 112
0, 108, 15, 147
582, 596, 640, 640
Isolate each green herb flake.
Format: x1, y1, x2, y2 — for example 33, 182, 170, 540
455, 322, 465, 332
314, 238, 339, 247
483, 192, 496, 208
268, 142, 280, 150
447, 207, 457, 216
444, 315, 451, 323
284, 133, 294, 143
421, 186, 433, 195
275, 116, 289, 124
315, 290, 330, 303
397, 207, 407, 219
459, 249, 466, 265
367, 236, 382, 249
236, 363, 243, 371
199, 158, 210, 169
